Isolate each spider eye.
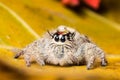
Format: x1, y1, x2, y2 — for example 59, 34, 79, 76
67, 34, 70, 40
66, 32, 75, 41
60, 35, 66, 42
54, 35, 59, 42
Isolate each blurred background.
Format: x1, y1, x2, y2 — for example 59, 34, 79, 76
0, 0, 120, 80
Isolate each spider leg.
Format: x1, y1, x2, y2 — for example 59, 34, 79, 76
14, 50, 24, 58
24, 54, 31, 67
86, 56, 95, 70
95, 47, 108, 66
83, 43, 107, 70
34, 54, 45, 66
100, 52, 108, 66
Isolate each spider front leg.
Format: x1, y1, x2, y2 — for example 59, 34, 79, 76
24, 54, 31, 67
33, 53, 45, 66
13, 49, 31, 67
23, 51, 45, 66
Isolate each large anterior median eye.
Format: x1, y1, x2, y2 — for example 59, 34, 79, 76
60, 35, 66, 42
53, 33, 66, 42
54, 35, 59, 42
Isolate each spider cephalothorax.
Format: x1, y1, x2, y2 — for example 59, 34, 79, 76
14, 25, 107, 70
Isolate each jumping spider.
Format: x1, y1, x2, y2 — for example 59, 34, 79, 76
14, 25, 107, 70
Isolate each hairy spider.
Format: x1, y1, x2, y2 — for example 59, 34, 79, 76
14, 25, 107, 69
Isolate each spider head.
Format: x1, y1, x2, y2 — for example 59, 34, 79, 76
47, 25, 75, 43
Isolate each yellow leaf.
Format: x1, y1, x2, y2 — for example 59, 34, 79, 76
0, 0, 120, 80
